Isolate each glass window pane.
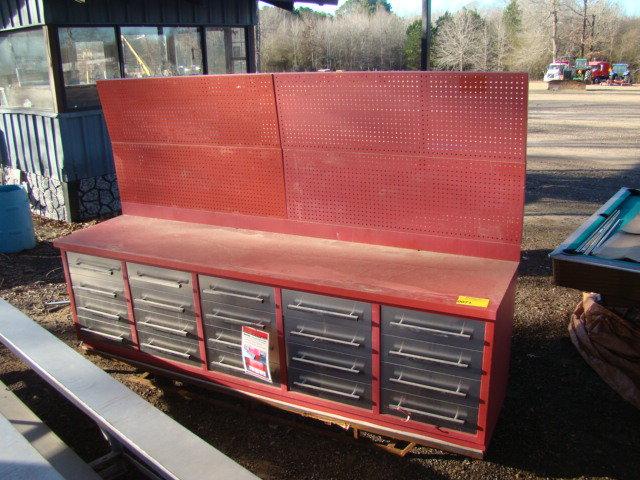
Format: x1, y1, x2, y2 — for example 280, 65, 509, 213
121, 26, 202, 79
205, 28, 226, 74
230, 27, 247, 73
0, 29, 53, 110
58, 27, 120, 110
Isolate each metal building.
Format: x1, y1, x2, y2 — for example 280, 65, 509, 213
0, 0, 322, 221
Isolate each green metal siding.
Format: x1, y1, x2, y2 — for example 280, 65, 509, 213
43, 0, 256, 27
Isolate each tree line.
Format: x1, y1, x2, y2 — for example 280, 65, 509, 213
257, 0, 640, 77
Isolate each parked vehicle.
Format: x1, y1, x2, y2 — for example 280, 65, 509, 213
610, 63, 633, 83
588, 61, 612, 83
572, 58, 591, 82
544, 61, 573, 82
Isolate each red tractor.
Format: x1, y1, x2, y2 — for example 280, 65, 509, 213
588, 61, 612, 84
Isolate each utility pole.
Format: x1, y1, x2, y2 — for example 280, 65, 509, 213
420, 0, 431, 70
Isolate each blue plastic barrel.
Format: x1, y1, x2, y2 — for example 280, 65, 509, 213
0, 185, 36, 253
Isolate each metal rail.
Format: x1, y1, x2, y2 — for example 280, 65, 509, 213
0, 299, 259, 480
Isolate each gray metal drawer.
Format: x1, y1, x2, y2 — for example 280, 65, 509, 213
289, 367, 371, 408
127, 263, 192, 298
204, 325, 243, 353
130, 287, 195, 320
134, 308, 198, 338
287, 342, 371, 384
382, 335, 483, 380
382, 306, 485, 351
284, 315, 371, 357
72, 281, 126, 303
77, 317, 132, 344
381, 363, 480, 408
381, 389, 478, 434
207, 347, 281, 385
74, 298, 130, 327
282, 290, 371, 325
138, 331, 201, 366
199, 275, 276, 313
69, 268, 125, 292
201, 300, 274, 330
68, 252, 121, 275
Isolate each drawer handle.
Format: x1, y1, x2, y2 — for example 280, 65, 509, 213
290, 328, 361, 348
135, 297, 186, 313
208, 334, 241, 349
293, 380, 361, 400
389, 347, 469, 369
202, 287, 265, 303
139, 320, 189, 337
75, 285, 118, 298
75, 261, 115, 275
78, 306, 121, 321
80, 327, 124, 342
134, 273, 186, 289
391, 316, 471, 340
288, 302, 359, 320
205, 312, 265, 329
210, 356, 245, 373
389, 374, 467, 398
142, 341, 192, 360
292, 353, 361, 374
390, 401, 465, 425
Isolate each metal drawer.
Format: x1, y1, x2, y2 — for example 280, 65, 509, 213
287, 342, 370, 384
127, 263, 192, 298
204, 325, 243, 353
207, 347, 281, 385
130, 287, 195, 321
138, 331, 201, 366
69, 268, 125, 292
72, 281, 126, 303
134, 308, 198, 338
68, 252, 121, 274
74, 298, 130, 327
201, 300, 274, 330
381, 389, 478, 434
199, 275, 275, 313
77, 317, 132, 344
288, 367, 371, 408
381, 363, 480, 408
382, 306, 485, 351
382, 335, 483, 380
282, 290, 371, 325
284, 315, 371, 357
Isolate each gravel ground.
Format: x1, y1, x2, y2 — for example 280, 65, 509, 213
1, 82, 639, 480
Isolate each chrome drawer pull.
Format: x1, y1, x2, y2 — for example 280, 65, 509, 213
75, 261, 115, 275
390, 402, 465, 425
134, 273, 186, 289
202, 287, 264, 303
80, 327, 124, 342
292, 354, 361, 374
210, 357, 245, 373
288, 302, 359, 320
293, 380, 360, 400
389, 374, 467, 398
391, 316, 471, 340
389, 347, 469, 369
139, 320, 189, 337
205, 312, 265, 328
290, 328, 361, 348
76, 285, 118, 298
142, 341, 191, 359
208, 334, 241, 349
135, 297, 186, 313
78, 306, 121, 321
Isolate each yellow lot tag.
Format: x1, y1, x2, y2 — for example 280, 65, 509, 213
456, 296, 490, 308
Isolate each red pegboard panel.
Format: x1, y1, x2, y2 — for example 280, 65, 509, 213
273, 72, 527, 161
112, 143, 286, 217
283, 150, 525, 243
98, 74, 280, 147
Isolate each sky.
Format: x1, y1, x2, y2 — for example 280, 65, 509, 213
261, 0, 640, 18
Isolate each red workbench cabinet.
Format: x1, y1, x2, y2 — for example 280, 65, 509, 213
55, 71, 527, 458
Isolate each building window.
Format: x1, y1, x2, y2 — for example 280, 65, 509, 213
58, 27, 120, 110
121, 26, 202, 78
0, 29, 54, 110
206, 27, 248, 74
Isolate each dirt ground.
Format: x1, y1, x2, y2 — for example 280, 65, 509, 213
1, 81, 639, 480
